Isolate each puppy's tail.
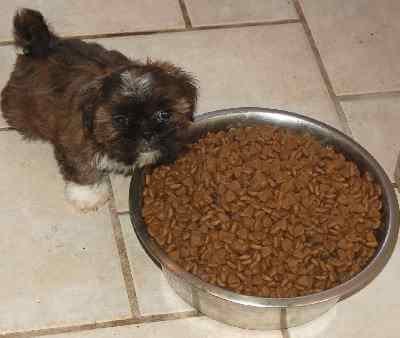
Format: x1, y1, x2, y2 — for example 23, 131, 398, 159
13, 8, 56, 58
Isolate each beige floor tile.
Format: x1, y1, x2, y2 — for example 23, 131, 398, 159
0, 45, 15, 128
289, 242, 400, 338
299, 0, 400, 95
185, 0, 297, 27
96, 24, 341, 211
119, 214, 193, 315
395, 155, 400, 187
0, 0, 184, 41
46, 316, 283, 338
110, 175, 132, 214
0, 131, 130, 333
341, 96, 400, 180
286, 306, 337, 338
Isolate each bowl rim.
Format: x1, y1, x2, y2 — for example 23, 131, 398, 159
129, 107, 400, 308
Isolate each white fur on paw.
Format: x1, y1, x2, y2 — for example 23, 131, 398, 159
136, 150, 161, 168
65, 181, 110, 213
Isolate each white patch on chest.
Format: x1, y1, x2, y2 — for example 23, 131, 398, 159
94, 151, 161, 174
136, 150, 161, 168
94, 154, 133, 175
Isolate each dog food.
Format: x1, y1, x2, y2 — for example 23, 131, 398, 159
142, 125, 383, 298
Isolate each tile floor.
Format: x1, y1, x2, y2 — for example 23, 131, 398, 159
0, 1, 399, 337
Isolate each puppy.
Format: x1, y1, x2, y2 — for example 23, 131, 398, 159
1, 8, 197, 212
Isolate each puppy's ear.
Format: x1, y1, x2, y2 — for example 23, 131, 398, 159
183, 76, 197, 122
179, 72, 197, 122
77, 79, 104, 134
147, 60, 198, 120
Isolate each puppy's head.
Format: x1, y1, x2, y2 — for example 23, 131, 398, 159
78, 61, 197, 168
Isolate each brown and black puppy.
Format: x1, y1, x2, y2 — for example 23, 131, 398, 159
1, 8, 197, 212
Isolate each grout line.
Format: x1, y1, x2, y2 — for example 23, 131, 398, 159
81, 28, 184, 40
183, 18, 300, 29
178, 0, 192, 28
0, 18, 301, 46
107, 177, 140, 317
0, 311, 200, 337
281, 329, 291, 338
0, 127, 14, 132
0, 41, 13, 46
337, 90, 400, 102
118, 210, 130, 216
292, 0, 352, 136
0, 319, 134, 338
279, 308, 290, 337
138, 310, 200, 324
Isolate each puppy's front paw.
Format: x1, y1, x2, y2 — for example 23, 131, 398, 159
65, 181, 111, 213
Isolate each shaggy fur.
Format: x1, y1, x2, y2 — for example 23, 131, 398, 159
1, 8, 197, 212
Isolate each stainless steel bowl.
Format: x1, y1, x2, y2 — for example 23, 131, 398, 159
129, 107, 399, 330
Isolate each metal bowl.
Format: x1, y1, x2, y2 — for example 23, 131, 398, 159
129, 107, 399, 330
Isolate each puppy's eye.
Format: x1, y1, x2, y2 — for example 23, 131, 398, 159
154, 111, 170, 124
113, 115, 129, 126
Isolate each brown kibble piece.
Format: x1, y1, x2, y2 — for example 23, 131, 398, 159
241, 205, 254, 217
219, 230, 235, 243
261, 247, 273, 257
292, 225, 305, 237
225, 190, 236, 202
190, 231, 203, 247
227, 273, 240, 285
281, 238, 293, 252
237, 227, 249, 240
231, 240, 249, 254
297, 276, 312, 288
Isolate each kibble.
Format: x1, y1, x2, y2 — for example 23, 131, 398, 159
142, 125, 383, 298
